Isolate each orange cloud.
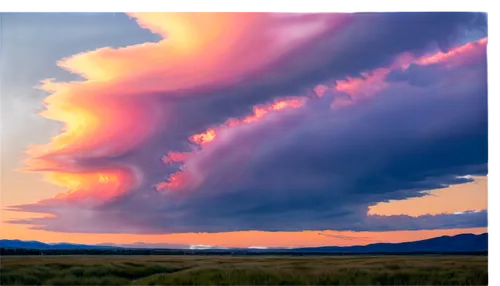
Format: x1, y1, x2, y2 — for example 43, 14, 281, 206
19, 13, 350, 203
10, 13, 486, 237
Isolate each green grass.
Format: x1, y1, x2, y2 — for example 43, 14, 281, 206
0, 255, 487, 285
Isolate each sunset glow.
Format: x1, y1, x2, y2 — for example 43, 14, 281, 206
2, 12, 487, 248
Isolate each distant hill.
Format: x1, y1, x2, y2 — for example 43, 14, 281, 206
0, 239, 117, 250
0, 233, 487, 253
96, 242, 190, 249
290, 233, 488, 253
0, 240, 197, 251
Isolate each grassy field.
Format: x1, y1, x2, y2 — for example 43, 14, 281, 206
0, 255, 487, 285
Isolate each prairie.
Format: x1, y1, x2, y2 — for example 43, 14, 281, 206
0, 255, 487, 285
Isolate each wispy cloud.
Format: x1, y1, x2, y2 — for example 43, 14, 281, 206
317, 233, 374, 242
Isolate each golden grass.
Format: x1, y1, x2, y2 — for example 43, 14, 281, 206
0, 255, 487, 285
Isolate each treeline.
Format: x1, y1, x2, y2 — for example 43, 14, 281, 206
1, 248, 204, 256
0, 248, 488, 256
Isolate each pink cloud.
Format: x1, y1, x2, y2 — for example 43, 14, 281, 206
156, 37, 488, 205
9, 13, 490, 235
22, 13, 349, 203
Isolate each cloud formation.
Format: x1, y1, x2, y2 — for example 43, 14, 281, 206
9, 13, 487, 234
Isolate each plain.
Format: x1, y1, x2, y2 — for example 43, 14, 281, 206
0, 254, 488, 285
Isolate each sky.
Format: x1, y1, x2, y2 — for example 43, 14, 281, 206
0, 12, 488, 248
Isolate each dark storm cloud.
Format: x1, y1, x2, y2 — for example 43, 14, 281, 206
8, 13, 488, 234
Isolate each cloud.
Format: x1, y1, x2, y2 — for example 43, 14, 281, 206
9, 13, 487, 234
362, 211, 487, 231
386, 37, 487, 87
317, 233, 374, 242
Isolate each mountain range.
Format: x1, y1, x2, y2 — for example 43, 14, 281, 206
0, 233, 487, 253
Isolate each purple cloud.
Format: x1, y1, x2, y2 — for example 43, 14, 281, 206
8, 13, 488, 234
